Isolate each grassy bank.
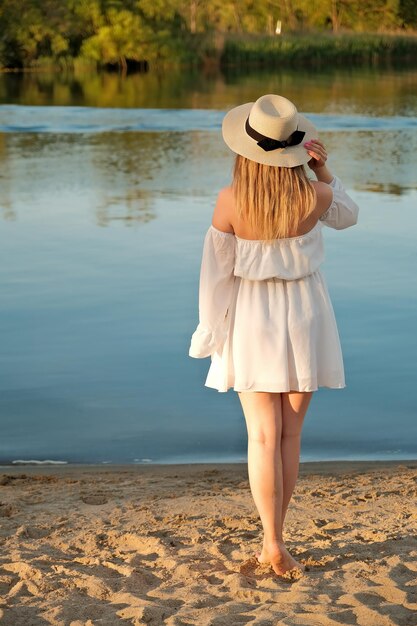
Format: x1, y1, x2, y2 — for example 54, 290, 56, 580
2, 31, 417, 73
220, 32, 417, 67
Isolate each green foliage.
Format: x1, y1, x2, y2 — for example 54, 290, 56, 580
0, 0, 416, 70
221, 32, 417, 67
80, 9, 149, 67
398, 0, 417, 27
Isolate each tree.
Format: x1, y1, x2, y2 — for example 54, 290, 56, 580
398, 0, 417, 27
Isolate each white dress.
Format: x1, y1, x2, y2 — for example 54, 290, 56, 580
188, 175, 359, 393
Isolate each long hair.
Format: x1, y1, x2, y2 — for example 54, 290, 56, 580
232, 154, 316, 243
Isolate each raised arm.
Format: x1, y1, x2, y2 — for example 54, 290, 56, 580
305, 140, 359, 230
318, 172, 359, 229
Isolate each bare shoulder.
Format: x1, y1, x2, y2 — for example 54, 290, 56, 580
310, 180, 333, 218
211, 186, 234, 233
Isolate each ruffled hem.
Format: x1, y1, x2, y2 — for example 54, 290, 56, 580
188, 323, 228, 359
205, 379, 346, 393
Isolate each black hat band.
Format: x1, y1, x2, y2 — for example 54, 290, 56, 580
245, 117, 305, 152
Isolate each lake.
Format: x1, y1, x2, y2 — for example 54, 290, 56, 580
0, 65, 416, 465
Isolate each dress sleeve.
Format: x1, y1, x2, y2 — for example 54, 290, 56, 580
189, 225, 236, 359
319, 175, 359, 230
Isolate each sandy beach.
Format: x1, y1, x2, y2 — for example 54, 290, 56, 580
0, 459, 416, 625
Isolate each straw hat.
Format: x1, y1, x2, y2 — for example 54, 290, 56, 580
221, 94, 318, 167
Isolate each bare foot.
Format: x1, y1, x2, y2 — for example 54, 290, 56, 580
255, 541, 305, 576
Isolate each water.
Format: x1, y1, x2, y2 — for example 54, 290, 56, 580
1, 67, 416, 465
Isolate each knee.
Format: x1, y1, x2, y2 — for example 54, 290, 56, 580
247, 430, 280, 448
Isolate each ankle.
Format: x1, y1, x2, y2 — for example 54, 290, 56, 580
264, 537, 285, 548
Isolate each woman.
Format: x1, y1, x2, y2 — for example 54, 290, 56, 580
188, 94, 359, 577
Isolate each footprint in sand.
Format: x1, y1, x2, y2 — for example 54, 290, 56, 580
16, 525, 50, 539
80, 494, 108, 505
0, 503, 16, 517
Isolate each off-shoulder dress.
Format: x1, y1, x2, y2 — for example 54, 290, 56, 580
188, 175, 359, 393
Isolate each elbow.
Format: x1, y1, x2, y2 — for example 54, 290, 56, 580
348, 202, 360, 227
334, 202, 359, 230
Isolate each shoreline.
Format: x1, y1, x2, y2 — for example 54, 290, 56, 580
1, 457, 417, 477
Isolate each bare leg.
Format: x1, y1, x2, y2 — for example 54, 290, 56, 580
280, 391, 313, 529
257, 391, 313, 563
237, 390, 304, 575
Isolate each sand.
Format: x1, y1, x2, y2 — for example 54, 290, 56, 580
0, 459, 416, 626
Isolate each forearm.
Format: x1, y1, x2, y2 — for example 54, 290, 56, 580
314, 165, 334, 184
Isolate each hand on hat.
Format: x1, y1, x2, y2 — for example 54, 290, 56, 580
304, 139, 327, 171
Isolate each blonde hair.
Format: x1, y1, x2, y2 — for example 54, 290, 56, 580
232, 154, 316, 243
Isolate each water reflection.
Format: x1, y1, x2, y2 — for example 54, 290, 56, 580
1, 65, 417, 116
96, 188, 155, 227
324, 130, 417, 194
360, 183, 409, 195
1, 126, 416, 227
0, 135, 16, 220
